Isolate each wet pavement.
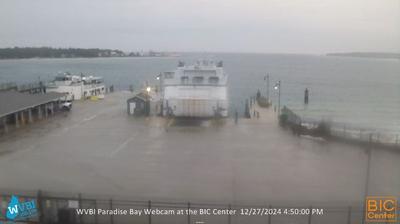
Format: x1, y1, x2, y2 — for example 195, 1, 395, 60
0, 91, 399, 206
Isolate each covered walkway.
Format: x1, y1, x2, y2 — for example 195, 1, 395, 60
0, 91, 65, 134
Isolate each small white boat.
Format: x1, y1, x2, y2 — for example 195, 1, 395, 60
47, 72, 106, 101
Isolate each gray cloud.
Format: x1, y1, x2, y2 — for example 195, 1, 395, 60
0, 0, 399, 53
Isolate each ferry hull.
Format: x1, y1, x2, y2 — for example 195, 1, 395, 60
164, 99, 228, 118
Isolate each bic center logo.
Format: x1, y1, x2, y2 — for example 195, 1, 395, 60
366, 196, 397, 222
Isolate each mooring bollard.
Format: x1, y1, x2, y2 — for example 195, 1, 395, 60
304, 88, 309, 104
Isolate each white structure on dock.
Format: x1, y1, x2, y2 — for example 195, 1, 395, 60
162, 60, 228, 117
47, 72, 105, 100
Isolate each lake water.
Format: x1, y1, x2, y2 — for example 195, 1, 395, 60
0, 53, 399, 133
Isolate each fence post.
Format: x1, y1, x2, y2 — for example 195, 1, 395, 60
109, 199, 114, 224
227, 204, 231, 224
78, 193, 83, 224
148, 200, 152, 224
347, 206, 352, 224
308, 206, 312, 224
268, 205, 272, 224
94, 199, 98, 224
37, 190, 44, 224
396, 134, 398, 145
187, 202, 191, 224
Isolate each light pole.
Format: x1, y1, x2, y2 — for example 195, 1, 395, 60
274, 80, 281, 116
362, 141, 372, 224
156, 73, 161, 93
156, 73, 163, 116
265, 74, 270, 102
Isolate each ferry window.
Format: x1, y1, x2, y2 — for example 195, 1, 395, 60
193, 76, 204, 84
164, 72, 174, 79
209, 77, 219, 84
55, 76, 70, 81
181, 76, 189, 84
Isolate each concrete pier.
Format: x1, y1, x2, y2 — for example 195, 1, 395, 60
44, 104, 48, 117
0, 91, 399, 206
2, 117, 8, 133
28, 109, 33, 123
14, 112, 19, 128
20, 111, 25, 125
38, 105, 43, 119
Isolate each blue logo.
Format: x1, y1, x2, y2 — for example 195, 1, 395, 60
3, 195, 37, 222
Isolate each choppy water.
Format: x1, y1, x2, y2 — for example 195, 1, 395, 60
0, 53, 399, 133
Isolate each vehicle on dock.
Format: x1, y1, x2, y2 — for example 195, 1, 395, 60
47, 72, 106, 101
161, 60, 228, 118
60, 101, 73, 111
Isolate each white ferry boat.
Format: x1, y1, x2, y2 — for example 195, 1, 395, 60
47, 72, 106, 101
162, 60, 228, 118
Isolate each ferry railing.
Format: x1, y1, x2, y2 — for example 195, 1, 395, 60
1, 190, 393, 224
0, 81, 46, 94
0, 82, 17, 91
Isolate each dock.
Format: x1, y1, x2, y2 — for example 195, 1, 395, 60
0, 91, 398, 205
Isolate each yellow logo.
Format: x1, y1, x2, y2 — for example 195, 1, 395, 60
366, 197, 397, 222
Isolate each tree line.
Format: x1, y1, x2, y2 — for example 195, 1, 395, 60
0, 47, 130, 59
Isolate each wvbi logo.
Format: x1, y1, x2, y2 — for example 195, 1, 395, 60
366, 196, 397, 222
1, 195, 38, 223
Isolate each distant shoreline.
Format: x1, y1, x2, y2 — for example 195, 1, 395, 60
327, 52, 400, 59
0, 47, 177, 60
0, 56, 178, 61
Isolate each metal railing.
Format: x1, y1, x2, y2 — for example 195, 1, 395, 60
0, 81, 46, 94
0, 190, 382, 224
281, 106, 400, 149
0, 82, 18, 91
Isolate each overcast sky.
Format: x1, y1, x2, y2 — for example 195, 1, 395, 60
0, 0, 399, 54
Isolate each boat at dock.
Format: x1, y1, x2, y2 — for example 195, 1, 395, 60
161, 60, 228, 118
47, 72, 105, 101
